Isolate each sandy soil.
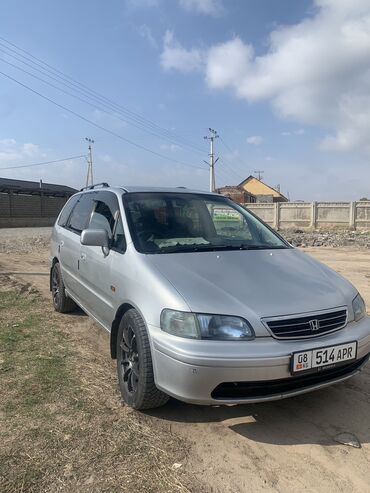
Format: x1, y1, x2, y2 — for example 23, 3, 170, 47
1, 235, 370, 493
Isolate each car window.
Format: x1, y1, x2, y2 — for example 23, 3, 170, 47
89, 200, 115, 238
87, 191, 126, 253
57, 194, 79, 227
112, 213, 126, 252
68, 193, 95, 234
124, 192, 288, 254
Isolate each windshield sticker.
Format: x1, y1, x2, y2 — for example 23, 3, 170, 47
212, 208, 241, 221
153, 237, 210, 248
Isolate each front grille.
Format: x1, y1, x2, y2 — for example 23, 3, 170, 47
264, 308, 347, 339
211, 355, 369, 400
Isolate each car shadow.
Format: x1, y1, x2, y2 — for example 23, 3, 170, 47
65, 306, 87, 317
145, 373, 370, 447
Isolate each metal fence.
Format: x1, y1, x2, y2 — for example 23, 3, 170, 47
0, 192, 68, 227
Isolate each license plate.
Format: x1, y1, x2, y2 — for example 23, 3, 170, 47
291, 341, 357, 375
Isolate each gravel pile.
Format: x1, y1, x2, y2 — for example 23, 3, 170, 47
282, 230, 370, 249
0, 227, 51, 254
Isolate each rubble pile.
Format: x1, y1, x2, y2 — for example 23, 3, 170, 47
282, 230, 370, 249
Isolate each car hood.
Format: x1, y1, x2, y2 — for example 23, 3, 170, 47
147, 248, 356, 326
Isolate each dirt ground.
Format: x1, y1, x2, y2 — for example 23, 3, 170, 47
1, 229, 370, 492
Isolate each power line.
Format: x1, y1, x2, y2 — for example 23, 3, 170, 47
0, 36, 206, 155
219, 136, 235, 154
0, 69, 206, 171
0, 154, 86, 170
218, 157, 243, 181
219, 135, 249, 180
0, 51, 206, 156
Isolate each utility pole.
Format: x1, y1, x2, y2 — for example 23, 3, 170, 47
204, 128, 219, 192
85, 137, 94, 187
254, 170, 264, 181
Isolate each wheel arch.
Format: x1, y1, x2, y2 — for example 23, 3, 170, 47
110, 303, 136, 359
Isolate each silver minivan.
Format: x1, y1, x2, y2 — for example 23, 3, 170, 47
50, 183, 370, 409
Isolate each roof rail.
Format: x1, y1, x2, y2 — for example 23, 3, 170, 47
177, 186, 187, 189
80, 182, 109, 192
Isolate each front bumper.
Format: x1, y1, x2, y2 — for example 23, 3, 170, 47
149, 316, 370, 405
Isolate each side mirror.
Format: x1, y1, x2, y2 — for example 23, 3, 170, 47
81, 229, 109, 248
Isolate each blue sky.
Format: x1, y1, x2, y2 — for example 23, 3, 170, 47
0, 0, 370, 200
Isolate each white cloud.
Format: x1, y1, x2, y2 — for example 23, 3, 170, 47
160, 30, 204, 73
281, 129, 305, 136
138, 24, 157, 48
0, 139, 88, 188
247, 135, 263, 146
206, 38, 253, 90
178, 0, 224, 16
23, 143, 41, 156
162, 1, 370, 154
0, 139, 45, 164
160, 143, 182, 152
99, 154, 112, 163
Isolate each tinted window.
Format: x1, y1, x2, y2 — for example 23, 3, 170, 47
89, 200, 115, 238
124, 192, 288, 254
68, 193, 95, 234
87, 191, 126, 253
57, 194, 79, 227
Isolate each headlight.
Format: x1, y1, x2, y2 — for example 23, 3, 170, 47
352, 293, 366, 322
160, 309, 255, 340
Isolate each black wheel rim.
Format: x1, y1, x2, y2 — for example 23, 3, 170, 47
119, 325, 140, 395
51, 267, 60, 306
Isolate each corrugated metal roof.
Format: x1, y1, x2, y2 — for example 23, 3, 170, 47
0, 177, 77, 196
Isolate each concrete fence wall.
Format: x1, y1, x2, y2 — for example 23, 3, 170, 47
245, 201, 370, 230
0, 192, 68, 228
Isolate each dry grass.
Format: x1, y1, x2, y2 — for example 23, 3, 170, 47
0, 282, 193, 493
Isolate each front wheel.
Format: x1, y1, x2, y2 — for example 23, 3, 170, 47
117, 309, 169, 410
51, 262, 77, 313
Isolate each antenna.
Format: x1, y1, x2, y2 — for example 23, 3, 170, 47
253, 170, 264, 181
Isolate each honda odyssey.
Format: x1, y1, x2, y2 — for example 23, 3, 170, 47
50, 183, 370, 409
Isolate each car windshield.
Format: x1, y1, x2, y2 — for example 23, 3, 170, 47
123, 192, 288, 254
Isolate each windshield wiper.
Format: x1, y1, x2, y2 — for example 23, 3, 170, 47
157, 243, 251, 253
244, 245, 288, 250
154, 243, 287, 254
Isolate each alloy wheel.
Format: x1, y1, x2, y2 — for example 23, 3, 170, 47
119, 325, 140, 395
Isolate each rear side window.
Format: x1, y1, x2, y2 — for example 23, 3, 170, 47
57, 195, 79, 227
68, 193, 95, 234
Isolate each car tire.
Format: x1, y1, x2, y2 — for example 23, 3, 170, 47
117, 309, 169, 410
51, 262, 77, 313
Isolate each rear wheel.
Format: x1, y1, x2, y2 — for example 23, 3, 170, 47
117, 309, 169, 410
51, 262, 77, 313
